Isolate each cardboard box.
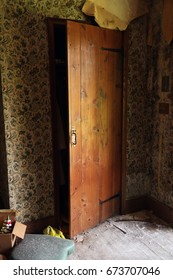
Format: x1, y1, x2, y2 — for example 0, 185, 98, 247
0, 210, 27, 254
0, 254, 7, 260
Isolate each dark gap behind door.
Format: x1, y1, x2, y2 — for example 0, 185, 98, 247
54, 25, 69, 234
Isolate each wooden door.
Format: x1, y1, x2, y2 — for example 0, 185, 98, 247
67, 21, 123, 237
98, 29, 123, 222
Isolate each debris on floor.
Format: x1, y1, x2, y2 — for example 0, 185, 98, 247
69, 210, 173, 260
74, 235, 84, 243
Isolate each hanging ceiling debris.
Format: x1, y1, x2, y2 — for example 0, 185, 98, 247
82, 0, 149, 31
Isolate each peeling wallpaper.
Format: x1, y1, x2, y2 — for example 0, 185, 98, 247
0, 0, 172, 223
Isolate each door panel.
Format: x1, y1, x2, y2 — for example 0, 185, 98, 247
80, 24, 100, 232
67, 21, 123, 237
67, 21, 82, 237
68, 22, 100, 237
99, 29, 123, 222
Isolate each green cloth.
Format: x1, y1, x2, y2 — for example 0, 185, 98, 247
10, 234, 75, 260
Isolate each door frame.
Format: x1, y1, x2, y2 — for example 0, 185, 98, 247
47, 17, 128, 230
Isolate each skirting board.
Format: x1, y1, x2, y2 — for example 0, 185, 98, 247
25, 197, 173, 234
125, 196, 173, 225
25, 216, 56, 234
125, 196, 147, 214
147, 196, 173, 225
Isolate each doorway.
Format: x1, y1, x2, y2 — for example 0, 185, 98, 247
47, 18, 124, 237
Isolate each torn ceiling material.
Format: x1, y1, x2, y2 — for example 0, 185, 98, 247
82, 0, 149, 31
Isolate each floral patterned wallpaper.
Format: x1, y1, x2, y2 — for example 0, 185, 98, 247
127, 0, 173, 209
126, 15, 152, 199
147, 0, 173, 207
0, 0, 172, 223
0, 0, 87, 222
0, 68, 9, 208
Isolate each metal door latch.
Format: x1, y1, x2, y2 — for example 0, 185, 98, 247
71, 128, 77, 146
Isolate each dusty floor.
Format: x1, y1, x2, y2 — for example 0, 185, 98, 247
68, 211, 173, 260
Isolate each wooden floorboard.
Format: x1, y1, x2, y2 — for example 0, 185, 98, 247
68, 211, 173, 260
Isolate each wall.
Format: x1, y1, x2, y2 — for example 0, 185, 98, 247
126, 15, 152, 199
148, 0, 173, 208
0, 68, 9, 208
1, 0, 172, 223
0, 0, 87, 222
126, 0, 173, 211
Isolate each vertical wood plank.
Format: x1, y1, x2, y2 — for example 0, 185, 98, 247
67, 21, 82, 237
80, 24, 100, 231
99, 29, 123, 222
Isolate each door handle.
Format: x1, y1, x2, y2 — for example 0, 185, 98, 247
71, 128, 77, 146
